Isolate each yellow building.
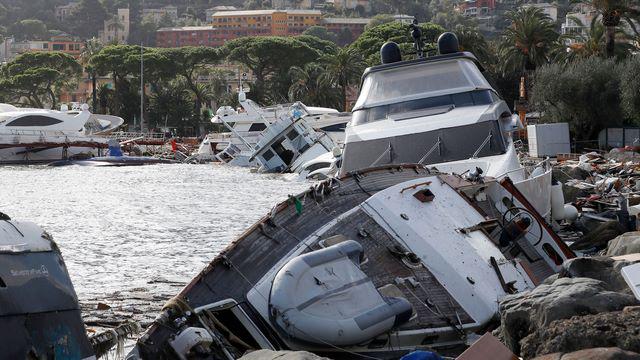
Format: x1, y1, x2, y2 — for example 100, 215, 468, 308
210, 9, 322, 37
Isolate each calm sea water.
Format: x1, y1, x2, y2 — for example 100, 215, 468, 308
1, 164, 309, 324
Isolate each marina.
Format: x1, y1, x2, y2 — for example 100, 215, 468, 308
0, 1, 639, 356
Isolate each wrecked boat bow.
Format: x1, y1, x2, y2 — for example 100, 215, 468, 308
131, 164, 573, 359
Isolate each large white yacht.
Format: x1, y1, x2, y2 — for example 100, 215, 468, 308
0, 104, 121, 164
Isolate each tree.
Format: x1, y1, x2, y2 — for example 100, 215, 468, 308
350, 21, 445, 65
366, 14, 394, 30
89, 45, 141, 115
160, 47, 223, 120
498, 7, 559, 74
302, 26, 338, 44
0, 52, 81, 108
585, 0, 639, 58
336, 27, 354, 46
530, 57, 623, 140
454, 25, 491, 64
148, 80, 195, 134
79, 38, 103, 112
429, 0, 474, 30
296, 35, 338, 55
561, 15, 634, 61
619, 57, 640, 124
288, 63, 341, 109
8, 19, 48, 40
321, 47, 366, 111
223, 36, 322, 103
69, 0, 107, 38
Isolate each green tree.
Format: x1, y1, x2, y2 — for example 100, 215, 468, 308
8, 19, 48, 40
223, 36, 321, 103
296, 35, 338, 55
0, 52, 81, 108
454, 25, 491, 63
585, 0, 639, 57
69, 0, 107, 38
561, 15, 634, 61
530, 57, 623, 140
89, 45, 141, 115
321, 47, 366, 111
619, 57, 640, 124
302, 26, 338, 44
350, 21, 445, 65
365, 14, 395, 30
79, 38, 103, 113
498, 7, 559, 73
288, 63, 341, 109
148, 80, 195, 133
160, 47, 223, 120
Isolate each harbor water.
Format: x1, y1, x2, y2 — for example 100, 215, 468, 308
0, 164, 309, 325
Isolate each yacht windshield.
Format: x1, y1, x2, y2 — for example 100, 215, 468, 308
354, 58, 492, 110
352, 89, 500, 125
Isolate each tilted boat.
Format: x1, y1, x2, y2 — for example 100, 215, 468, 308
130, 32, 574, 359
0, 213, 94, 358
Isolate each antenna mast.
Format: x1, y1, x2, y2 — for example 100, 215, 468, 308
140, 0, 145, 132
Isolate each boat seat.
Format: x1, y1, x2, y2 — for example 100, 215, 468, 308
269, 240, 412, 346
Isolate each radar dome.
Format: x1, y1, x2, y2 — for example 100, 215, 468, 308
437, 32, 459, 55
380, 41, 402, 64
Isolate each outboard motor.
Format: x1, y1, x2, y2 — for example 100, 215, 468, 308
0, 214, 94, 358
107, 138, 123, 157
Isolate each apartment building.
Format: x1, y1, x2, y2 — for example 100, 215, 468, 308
143, 5, 179, 23
210, 9, 322, 36
99, 8, 130, 44
0, 34, 83, 62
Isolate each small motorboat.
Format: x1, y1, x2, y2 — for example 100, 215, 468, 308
48, 139, 180, 167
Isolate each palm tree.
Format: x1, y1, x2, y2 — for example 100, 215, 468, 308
320, 47, 366, 111
586, 0, 639, 57
498, 7, 559, 74
288, 63, 341, 109
79, 38, 103, 113
454, 24, 491, 63
561, 15, 634, 61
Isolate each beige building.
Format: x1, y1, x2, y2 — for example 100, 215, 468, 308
99, 8, 130, 44
143, 5, 178, 23
55, 2, 79, 22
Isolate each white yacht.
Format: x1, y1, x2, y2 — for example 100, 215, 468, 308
131, 32, 575, 360
195, 92, 350, 164
0, 104, 121, 164
340, 34, 552, 218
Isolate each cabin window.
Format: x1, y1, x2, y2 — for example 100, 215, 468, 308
262, 149, 275, 161
352, 89, 500, 125
6, 116, 64, 127
248, 123, 267, 132
286, 129, 298, 140
320, 123, 347, 132
305, 162, 331, 172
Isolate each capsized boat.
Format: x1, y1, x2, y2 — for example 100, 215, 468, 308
130, 32, 574, 359
48, 139, 180, 167
131, 166, 573, 359
249, 103, 337, 174
0, 212, 94, 358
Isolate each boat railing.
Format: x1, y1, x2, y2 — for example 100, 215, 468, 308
109, 132, 166, 142
207, 131, 260, 140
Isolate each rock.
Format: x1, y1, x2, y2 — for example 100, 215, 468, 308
521, 308, 640, 358
498, 277, 638, 355
570, 221, 627, 250
239, 350, 331, 360
533, 347, 640, 360
96, 302, 111, 310
607, 232, 640, 256
558, 256, 640, 293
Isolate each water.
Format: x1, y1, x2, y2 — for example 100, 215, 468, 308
1, 164, 309, 325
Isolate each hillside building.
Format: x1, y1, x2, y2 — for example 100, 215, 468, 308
99, 8, 130, 44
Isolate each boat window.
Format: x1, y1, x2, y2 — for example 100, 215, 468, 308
286, 129, 298, 140
262, 149, 275, 161
352, 90, 499, 125
354, 59, 492, 110
305, 162, 331, 172
6, 116, 64, 127
248, 123, 267, 132
320, 123, 347, 132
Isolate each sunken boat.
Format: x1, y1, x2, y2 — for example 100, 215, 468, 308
130, 31, 574, 359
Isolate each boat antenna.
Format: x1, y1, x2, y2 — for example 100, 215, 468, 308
410, 18, 424, 58
140, 0, 145, 133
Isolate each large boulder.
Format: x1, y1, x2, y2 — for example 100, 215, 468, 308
570, 221, 627, 251
607, 232, 640, 256
533, 347, 640, 360
239, 350, 331, 360
523, 307, 640, 358
558, 256, 640, 293
498, 277, 637, 354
